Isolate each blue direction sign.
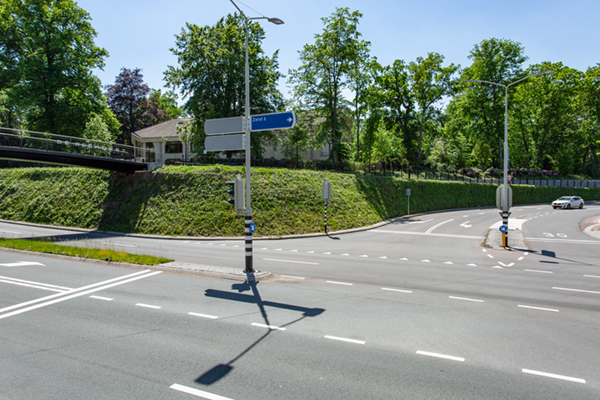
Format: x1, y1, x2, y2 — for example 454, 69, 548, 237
251, 111, 295, 132
499, 225, 508, 233
249, 222, 256, 233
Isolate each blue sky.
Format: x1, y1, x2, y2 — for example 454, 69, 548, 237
78, 0, 599, 102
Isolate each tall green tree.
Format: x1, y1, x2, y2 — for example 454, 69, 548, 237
409, 52, 459, 163
459, 38, 527, 168
0, 0, 108, 136
289, 7, 365, 166
165, 13, 283, 158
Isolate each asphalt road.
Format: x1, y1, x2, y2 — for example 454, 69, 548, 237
1, 204, 599, 399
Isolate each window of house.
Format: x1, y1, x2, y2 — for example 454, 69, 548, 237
165, 141, 183, 154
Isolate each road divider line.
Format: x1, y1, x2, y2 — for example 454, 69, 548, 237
449, 296, 484, 303
89, 296, 113, 301
518, 305, 559, 312
416, 350, 465, 362
251, 323, 286, 331
553, 287, 600, 295
584, 275, 600, 279
262, 258, 318, 265
382, 287, 412, 293
0, 269, 155, 314
324, 335, 365, 345
524, 269, 552, 274
0, 275, 72, 292
0, 270, 162, 320
326, 281, 352, 286
136, 303, 161, 309
188, 312, 219, 319
170, 384, 234, 400
522, 369, 586, 384
425, 219, 454, 234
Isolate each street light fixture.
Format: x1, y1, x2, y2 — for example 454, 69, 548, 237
229, 0, 284, 273
466, 70, 553, 247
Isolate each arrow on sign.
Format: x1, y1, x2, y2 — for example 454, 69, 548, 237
0, 261, 45, 268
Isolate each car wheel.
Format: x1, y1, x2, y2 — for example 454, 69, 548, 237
567, 204, 571, 209
579, 203, 584, 209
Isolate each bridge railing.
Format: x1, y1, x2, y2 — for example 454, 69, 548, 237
0, 127, 154, 163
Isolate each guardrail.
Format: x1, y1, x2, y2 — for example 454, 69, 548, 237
0, 127, 155, 163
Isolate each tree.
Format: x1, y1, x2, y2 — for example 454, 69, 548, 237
165, 13, 283, 158
409, 53, 459, 163
289, 7, 365, 166
459, 38, 527, 168
0, 0, 108, 136
105, 68, 151, 144
279, 107, 312, 163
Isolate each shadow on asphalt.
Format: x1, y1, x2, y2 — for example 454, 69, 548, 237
196, 281, 325, 385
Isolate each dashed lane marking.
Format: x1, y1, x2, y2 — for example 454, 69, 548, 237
325, 335, 366, 345
525, 269, 552, 274
188, 312, 219, 319
326, 281, 353, 286
136, 303, 161, 309
522, 369, 586, 384
518, 305, 559, 312
170, 384, 234, 400
252, 323, 286, 331
263, 258, 319, 265
89, 296, 113, 301
449, 296, 484, 303
382, 287, 412, 293
416, 350, 465, 362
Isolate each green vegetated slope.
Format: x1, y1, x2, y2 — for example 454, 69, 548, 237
0, 166, 598, 238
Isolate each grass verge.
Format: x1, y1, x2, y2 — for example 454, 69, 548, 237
0, 238, 173, 266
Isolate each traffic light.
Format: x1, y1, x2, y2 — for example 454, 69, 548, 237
226, 174, 245, 216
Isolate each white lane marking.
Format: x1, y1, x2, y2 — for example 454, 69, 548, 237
275, 249, 282, 251
508, 263, 515, 267
251, 323, 286, 331
189, 312, 219, 320
425, 219, 454, 234
262, 258, 319, 265
170, 384, 235, 400
290, 250, 297, 252
467, 264, 477, 267
482, 249, 487, 253
553, 287, 600, 295
518, 305, 559, 312
522, 369, 586, 384
359, 255, 368, 257
382, 287, 412, 293
281, 275, 305, 280
399, 258, 408, 261
490, 219, 528, 230
487, 254, 494, 259
525, 237, 600, 245
421, 259, 430, 263
89, 296, 113, 301
326, 281, 352, 286
409, 219, 433, 224
324, 335, 365, 345
0, 276, 71, 292
518, 257, 525, 260
341, 253, 349, 256
323, 252, 331, 255
372, 229, 484, 240
306, 251, 314, 253
444, 261, 454, 264
449, 296, 484, 303
136, 303, 161, 309
0, 270, 162, 319
460, 221, 472, 228
0, 261, 45, 268
584, 275, 600, 279
525, 269, 553, 274
416, 350, 465, 362
379, 256, 387, 259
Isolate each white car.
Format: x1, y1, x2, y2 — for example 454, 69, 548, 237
552, 196, 584, 209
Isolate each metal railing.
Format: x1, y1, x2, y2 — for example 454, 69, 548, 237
0, 127, 155, 163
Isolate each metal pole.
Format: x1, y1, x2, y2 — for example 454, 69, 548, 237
503, 85, 509, 246
243, 17, 254, 273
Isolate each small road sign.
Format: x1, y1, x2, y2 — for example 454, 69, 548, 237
499, 225, 508, 233
204, 116, 244, 136
205, 134, 245, 152
251, 111, 295, 132
249, 222, 256, 233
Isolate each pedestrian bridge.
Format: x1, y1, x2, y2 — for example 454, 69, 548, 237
0, 127, 155, 174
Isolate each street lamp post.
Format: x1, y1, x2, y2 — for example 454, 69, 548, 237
466, 70, 553, 247
229, 0, 283, 273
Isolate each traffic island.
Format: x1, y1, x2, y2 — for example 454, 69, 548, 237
156, 261, 272, 282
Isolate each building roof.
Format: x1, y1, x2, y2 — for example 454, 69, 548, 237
132, 118, 193, 140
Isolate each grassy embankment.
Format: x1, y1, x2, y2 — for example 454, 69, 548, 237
0, 166, 598, 241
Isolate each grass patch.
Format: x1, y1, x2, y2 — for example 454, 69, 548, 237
0, 238, 173, 266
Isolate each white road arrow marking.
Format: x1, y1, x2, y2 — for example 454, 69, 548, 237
460, 221, 472, 228
0, 261, 45, 268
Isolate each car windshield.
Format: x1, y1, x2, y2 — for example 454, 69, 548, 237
559, 197, 572, 200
